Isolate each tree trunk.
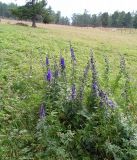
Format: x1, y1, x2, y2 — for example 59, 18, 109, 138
32, 0, 36, 27
32, 16, 36, 27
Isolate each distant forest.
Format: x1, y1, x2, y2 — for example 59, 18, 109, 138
0, 1, 137, 28
0, 2, 16, 18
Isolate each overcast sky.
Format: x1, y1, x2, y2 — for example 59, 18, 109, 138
1, 0, 137, 18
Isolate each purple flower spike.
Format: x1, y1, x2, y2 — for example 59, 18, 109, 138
46, 56, 49, 66
72, 84, 76, 99
70, 47, 76, 61
46, 69, 52, 81
39, 104, 46, 119
92, 82, 99, 96
107, 100, 115, 108
98, 90, 116, 108
60, 57, 65, 69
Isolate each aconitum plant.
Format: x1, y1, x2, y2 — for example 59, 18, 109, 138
90, 50, 116, 108
70, 47, 76, 62
99, 90, 116, 108
46, 69, 52, 81
46, 56, 49, 66
60, 57, 65, 70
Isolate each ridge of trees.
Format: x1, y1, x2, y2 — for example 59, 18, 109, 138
0, 2, 17, 18
72, 10, 137, 28
0, 1, 137, 28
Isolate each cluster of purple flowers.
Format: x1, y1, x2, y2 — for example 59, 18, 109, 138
41, 47, 117, 121
46, 69, 52, 81
70, 44, 77, 99
44, 55, 66, 82
99, 90, 116, 108
90, 50, 117, 108
60, 57, 65, 70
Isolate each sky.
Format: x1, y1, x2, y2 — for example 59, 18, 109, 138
1, 0, 137, 18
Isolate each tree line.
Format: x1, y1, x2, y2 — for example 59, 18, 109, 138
0, 1, 70, 26
0, 2, 17, 18
0, 1, 137, 28
72, 10, 137, 28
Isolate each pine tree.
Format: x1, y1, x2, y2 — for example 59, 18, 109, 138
11, 0, 46, 27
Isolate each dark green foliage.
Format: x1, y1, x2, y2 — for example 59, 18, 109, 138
111, 11, 119, 27
71, 11, 137, 28
72, 10, 91, 27
11, 0, 47, 27
43, 9, 70, 25
42, 6, 56, 24
0, 2, 17, 18
133, 14, 137, 28
117, 11, 126, 27
55, 11, 61, 24
59, 16, 70, 25
91, 14, 98, 27
124, 12, 132, 28
101, 12, 109, 27
80, 108, 137, 160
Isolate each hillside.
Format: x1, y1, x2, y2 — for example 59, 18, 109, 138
0, 23, 137, 159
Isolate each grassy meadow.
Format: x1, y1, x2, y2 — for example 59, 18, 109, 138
1, 22, 137, 159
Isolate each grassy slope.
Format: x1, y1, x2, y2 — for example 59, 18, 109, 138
0, 23, 137, 158
1, 24, 137, 92
0, 23, 137, 109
